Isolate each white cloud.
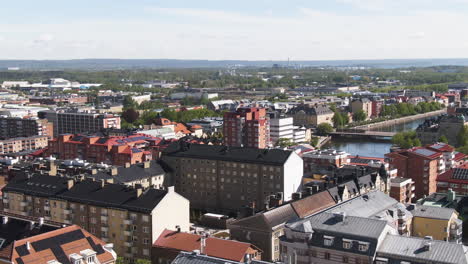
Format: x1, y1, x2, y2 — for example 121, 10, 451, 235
33, 33, 54, 44
408, 32, 426, 39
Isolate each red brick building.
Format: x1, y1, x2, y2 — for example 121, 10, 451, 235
385, 147, 443, 199
389, 177, 415, 203
437, 163, 468, 195
371, 99, 384, 117
223, 107, 270, 149
47, 134, 161, 165
152, 229, 262, 264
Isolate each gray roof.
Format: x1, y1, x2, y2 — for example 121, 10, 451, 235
408, 205, 456, 220
289, 212, 389, 240
377, 235, 468, 264
172, 252, 273, 264
88, 160, 166, 183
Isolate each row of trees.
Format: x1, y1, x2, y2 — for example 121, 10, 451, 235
391, 131, 422, 149
380, 102, 443, 118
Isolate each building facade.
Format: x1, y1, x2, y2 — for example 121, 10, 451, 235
0, 117, 53, 139
0, 135, 49, 154
161, 143, 303, 212
389, 177, 415, 204
351, 98, 372, 119
0, 175, 189, 262
223, 107, 270, 149
288, 104, 334, 127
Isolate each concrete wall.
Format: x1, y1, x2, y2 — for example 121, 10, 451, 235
283, 152, 304, 201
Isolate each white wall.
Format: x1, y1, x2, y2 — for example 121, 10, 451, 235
151, 187, 190, 243
283, 152, 304, 201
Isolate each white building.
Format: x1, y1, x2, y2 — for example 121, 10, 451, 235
270, 117, 294, 144
131, 94, 152, 105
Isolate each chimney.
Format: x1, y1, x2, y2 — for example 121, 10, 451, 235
38, 217, 44, 226
176, 225, 181, 232
49, 160, 57, 176
305, 187, 314, 196
292, 192, 302, 200
312, 185, 319, 194
200, 236, 207, 255
100, 179, 106, 188
143, 161, 150, 169
26, 241, 31, 251
244, 253, 251, 264
67, 179, 74, 190
124, 162, 131, 168
167, 186, 175, 193
333, 212, 346, 222
136, 187, 143, 198
91, 168, 98, 175
110, 167, 118, 176
2, 216, 8, 224
448, 188, 456, 202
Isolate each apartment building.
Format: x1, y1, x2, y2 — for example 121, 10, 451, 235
385, 147, 445, 199
39, 110, 120, 136
281, 212, 397, 264
0, 175, 190, 262
0, 135, 49, 154
152, 228, 262, 264
269, 116, 294, 144
229, 191, 336, 262
437, 164, 468, 195
1, 225, 117, 264
161, 142, 303, 212
171, 252, 274, 264
0, 116, 53, 139
223, 107, 270, 149
47, 134, 159, 166
288, 104, 334, 127
351, 98, 373, 119
407, 204, 462, 243
302, 149, 350, 172
389, 177, 415, 204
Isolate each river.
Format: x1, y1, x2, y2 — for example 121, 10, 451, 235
323, 116, 436, 157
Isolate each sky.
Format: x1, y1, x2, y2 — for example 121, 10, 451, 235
2, 0, 468, 60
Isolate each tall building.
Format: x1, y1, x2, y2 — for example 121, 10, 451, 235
350, 98, 373, 119
0, 116, 53, 139
269, 116, 294, 144
0, 175, 190, 262
385, 144, 462, 199
39, 110, 120, 136
223, 107, 270, 149
389, 177, 415, 204
161, 142, 303, 212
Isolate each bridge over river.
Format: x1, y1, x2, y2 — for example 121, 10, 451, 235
329, 130, 396, 140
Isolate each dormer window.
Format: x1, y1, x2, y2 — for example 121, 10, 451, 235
358, 242, 369, 252
342, 239, 352, 249
324, 236, 334, 246
86, 256, 95, 264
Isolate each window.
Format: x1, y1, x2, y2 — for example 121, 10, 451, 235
143, 238, 150, 245
132, 236, 138, 242
324, 236, 334, 246
358, 242, 369, 252
142, 215, 149, 222
87, 256, 95, 263
343, 240, 351, 249
143, 249, 149, 256
343, 256, 349, 263
324, 252, 330, 260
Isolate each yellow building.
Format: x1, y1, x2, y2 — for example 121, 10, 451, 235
409, 205, 462, 243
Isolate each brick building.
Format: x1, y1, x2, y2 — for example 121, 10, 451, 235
437, 163, 468, 195
302, 149, 350, 173
223, 107, 270, 149
0, 175, 189, 262
385, 147, 443, 199
0, 116, 53, 139
287, 104, 334, 127
389, 177, 415, 204
47, 134, 161, 166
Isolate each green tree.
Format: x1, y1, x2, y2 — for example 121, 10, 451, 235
353, 110, 367, 122
277, 138, 294, 147
439, 135, 449, 144
123, 95, 137, 109
458, 125, 468, 147
310, 136, 319, 147
316, 123, 334, 136
121, 108, 139, 123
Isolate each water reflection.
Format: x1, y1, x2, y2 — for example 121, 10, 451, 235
324, 116, 437, 157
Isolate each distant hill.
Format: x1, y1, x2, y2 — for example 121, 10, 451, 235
2, 58, 468, 70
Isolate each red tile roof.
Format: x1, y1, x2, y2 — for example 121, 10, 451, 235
11, 225, 115, 264
154, 229, 260, 262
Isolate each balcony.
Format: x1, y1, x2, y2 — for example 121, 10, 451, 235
101, 215, 108, 221
2, 198, 8, 203
101, 226, 109, 232
44, 206, 50, 210
123, 219, 133, 225
63, 209, 71, 214
20, 201, 28, 207
124, 241, 133, 247
124, 231, 131, 236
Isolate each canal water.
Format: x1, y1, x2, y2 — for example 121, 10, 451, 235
324, 116, 436, 157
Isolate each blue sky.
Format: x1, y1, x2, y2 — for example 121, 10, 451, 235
2, 0, 468, 60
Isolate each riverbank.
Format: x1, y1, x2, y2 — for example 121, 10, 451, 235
354, 109, 446, 130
